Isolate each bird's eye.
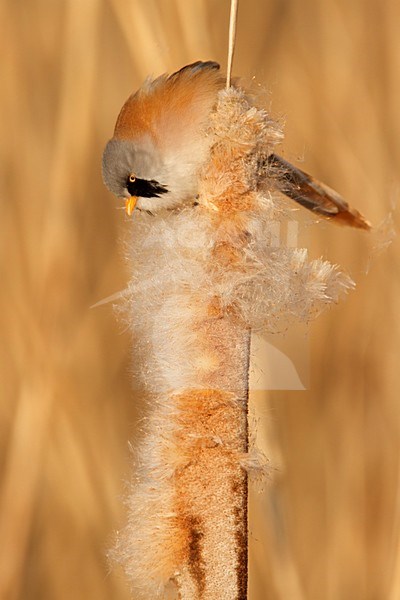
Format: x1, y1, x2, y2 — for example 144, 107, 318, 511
129, 174, 136, 183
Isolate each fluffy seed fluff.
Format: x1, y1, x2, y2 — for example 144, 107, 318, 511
111, 86, 353, 599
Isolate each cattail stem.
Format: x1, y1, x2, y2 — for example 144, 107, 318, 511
173, 327, 251, 599
116, 86, 353, 600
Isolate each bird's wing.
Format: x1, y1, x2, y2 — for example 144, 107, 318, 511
264, 153, 371, 230
167, 61, 220, 81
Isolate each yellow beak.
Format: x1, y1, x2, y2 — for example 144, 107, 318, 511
125, 196, 138, 216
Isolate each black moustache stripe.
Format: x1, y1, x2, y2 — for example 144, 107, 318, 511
126, 178, 168, 198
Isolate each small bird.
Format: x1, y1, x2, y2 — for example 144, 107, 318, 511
102, 61, 224, 214
102, 61, 370, 229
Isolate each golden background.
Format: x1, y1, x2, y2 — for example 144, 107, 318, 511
1, 0, 399, 598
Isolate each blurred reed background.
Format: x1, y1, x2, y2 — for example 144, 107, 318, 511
0, 0, 399, 598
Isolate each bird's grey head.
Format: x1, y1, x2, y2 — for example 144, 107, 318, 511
102, 137, 201, 212
102, 138, 168, 206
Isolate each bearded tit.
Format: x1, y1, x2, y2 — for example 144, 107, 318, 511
102, 60, 370, 230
